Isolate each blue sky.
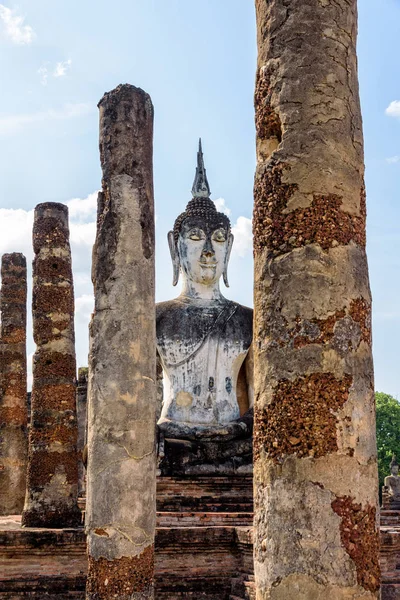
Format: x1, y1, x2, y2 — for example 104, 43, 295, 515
0, 1, 399, 397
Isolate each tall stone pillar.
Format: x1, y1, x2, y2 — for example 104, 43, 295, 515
22, 203, 80, 528
253, 1, 380, 599
0, 253, 27, 515
77, 367, 88, 497
86, 84, 156, 600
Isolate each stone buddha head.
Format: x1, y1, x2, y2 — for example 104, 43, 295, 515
168, 140, 234, 289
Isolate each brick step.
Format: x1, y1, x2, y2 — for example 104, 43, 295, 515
156, 575, 232, 599
382, 583, 400, 600
0, 595, 84, 600
230, 575, 255, 600
156, 476, 253, 513
157, 512, 253, 527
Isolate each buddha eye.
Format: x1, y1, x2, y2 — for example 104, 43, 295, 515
188, 228, 204, 241
212, 229, 227, 242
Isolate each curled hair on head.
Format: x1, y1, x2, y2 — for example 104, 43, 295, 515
391, 455, 399, 469
173, 197, 231, 244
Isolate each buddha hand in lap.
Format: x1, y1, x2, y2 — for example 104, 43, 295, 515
156, 141, 253, 448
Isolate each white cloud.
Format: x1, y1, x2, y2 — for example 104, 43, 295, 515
0, 102, 93, 136
232, 216, 253, 257
70, 222, 96, 252
214, 198, 252, 256
0, 193, 97, 380
214, 197, 231, 216
0, 193, 97, 267
38, 65, 48, 86
386, 101, 400, 118
386, 156, 400, 164
38, 60, 72, 86
0, 4, 35, 45
67, 192, 98, 221
54, 59, 72, 78
0, 207, 34, 258
76, 294, 94, 321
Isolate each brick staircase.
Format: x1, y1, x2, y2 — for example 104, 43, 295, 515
0, 476, 254, 600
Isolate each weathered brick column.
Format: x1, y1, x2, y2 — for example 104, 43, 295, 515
22, 203, 80, 528
253, 1, 380, 598
86, 84, 156, 600
77, 367, 88, 497
0, 253, 27, 515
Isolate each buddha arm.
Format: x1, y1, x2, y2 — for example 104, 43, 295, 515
236, 344, 254, 416
245, 344, 254, 409
156, 352, 164, 422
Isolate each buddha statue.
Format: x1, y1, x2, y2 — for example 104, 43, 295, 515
156, 141, 253, 474
383, 456, 400, 508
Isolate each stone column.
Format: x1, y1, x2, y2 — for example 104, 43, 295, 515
22, 203, 80, 528
253, 1, 380, 599
86, 84, 156, 600
77, 367, 88, 497
0, 253, 27, 515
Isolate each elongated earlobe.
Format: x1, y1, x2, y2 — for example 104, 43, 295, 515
223, 233, 234, 288
168, 231, 180, 286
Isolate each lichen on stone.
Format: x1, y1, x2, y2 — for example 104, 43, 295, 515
86, 545, 154, 599
253, 162, 366, 256
254, 373, 352, 462
331, 495, 380, 592
255, 66, 282, 143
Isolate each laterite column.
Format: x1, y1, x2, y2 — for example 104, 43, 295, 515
86, 84, 156, 600
22, 203, 80, 528
77, 367, 88, 497
253, 1, 380, 598
0, 253, 27, 515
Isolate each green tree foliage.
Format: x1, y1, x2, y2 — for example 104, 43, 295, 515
376, 392, 400, 494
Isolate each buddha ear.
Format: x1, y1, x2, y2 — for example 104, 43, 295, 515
168, 231, 180, 286
223, 233, 234, 288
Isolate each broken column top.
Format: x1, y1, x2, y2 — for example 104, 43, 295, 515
33, 202, 69, 253
1, 253, 27, 269
98, 83, 154, 184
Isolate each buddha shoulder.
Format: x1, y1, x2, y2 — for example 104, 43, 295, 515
156, 299, 253, 347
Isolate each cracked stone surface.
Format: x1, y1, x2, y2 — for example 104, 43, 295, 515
85, 84, 156, 600
253, 0, 380, 598
0, 253, 27, 515
22, 203, 80, 529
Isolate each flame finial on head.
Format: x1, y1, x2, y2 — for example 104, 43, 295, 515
191, 138, 211, 198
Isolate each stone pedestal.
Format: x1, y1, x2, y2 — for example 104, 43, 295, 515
158, 436, 252, 477
0, 253, 27, 515
22, 203, 80, 528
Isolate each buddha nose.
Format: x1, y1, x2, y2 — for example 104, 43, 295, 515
202, 236, 215, 257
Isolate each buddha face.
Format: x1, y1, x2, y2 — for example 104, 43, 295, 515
392, 464, 399, 476
177, 218, 231, 286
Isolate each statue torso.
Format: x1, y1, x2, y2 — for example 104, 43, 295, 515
385, 474, 400, 498
156, 298, 253, 426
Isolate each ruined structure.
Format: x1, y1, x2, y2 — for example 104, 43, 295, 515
381, 458, 400, 597
383, 456, 400, 510
157, 140, 254, 475
0, 253, 27, 515
253, 0, 380, 598
22, 202, 80, 528
76, 367, 88, 497
0, 2, 394, 594
86, 84, 157, 600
